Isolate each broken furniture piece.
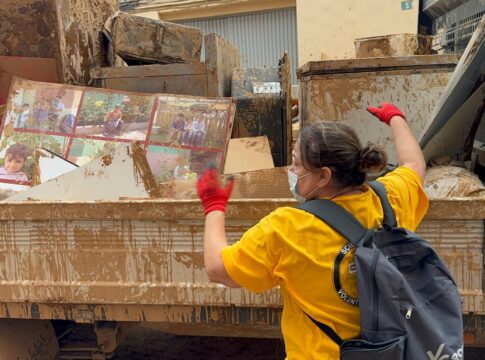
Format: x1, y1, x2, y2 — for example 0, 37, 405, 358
0, 0, 118, 85
91, 33, 239, 98
31, 148, 78, 186
103, 11, 203, 65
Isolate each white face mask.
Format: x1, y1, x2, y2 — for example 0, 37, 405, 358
287, 170, 313, 203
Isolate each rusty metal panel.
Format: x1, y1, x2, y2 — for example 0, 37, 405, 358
298, 55, 460, 164
0, 302, 282, 338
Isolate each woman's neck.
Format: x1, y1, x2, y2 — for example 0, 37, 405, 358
320, 185, 364, 200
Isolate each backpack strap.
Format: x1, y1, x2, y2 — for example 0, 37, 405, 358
368, 181, 397, 227
307, 315, 344, 346
296, 184, 395, 346
296, 199, 368, 346
297, 199, 367, 246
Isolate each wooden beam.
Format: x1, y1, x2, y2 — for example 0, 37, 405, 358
205, 33, 240, 97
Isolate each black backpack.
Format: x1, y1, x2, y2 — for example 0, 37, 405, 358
297, 181, 464, 360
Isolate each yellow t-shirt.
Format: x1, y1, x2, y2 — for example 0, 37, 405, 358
221, 166, 429, 359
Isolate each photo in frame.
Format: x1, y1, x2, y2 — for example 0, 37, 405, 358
0, 77, 235, 191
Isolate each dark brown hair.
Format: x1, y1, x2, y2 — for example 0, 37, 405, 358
299, 121, 388, 187
6, 143, 30, 161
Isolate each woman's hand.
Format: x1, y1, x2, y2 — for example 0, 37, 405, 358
367, 102, 425, 182
367, 103, 406, 125
197, 167, 234, 216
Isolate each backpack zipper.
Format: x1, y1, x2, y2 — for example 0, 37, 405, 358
405, 307, 413, 319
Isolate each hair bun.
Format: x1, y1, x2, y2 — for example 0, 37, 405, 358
357, 144, 388, 174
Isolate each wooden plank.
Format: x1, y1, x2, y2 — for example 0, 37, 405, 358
90, 63, 207, 79
297, 54, 460, 78
280, 52, 293, 165
109, 12, 203, 64
205, 33, 240, 97
223, 136, 274, 174
100, 74, 208, 96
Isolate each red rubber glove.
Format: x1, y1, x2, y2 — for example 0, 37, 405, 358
367, 103, 406, 125
197, 167, 234, 215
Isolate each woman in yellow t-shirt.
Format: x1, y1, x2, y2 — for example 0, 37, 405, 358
196, 103, 428, 359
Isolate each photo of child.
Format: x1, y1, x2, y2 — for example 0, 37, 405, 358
151, 96, 232, 150
76, 91, 155, 141
16, 104, 31, 128
0, 143, 31, 182
146, 146, 192, 183
10, 87, 83, 134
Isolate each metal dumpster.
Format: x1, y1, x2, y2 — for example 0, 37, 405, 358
297, 55, 460, 164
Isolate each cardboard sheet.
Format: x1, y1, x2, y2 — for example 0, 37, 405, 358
6, 143, 160, 201
223, 136, 274, 174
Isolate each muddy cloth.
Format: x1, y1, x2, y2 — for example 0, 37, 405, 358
221, 167, 428, 359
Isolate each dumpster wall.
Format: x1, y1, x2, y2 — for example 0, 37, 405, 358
297, 55, 460, 164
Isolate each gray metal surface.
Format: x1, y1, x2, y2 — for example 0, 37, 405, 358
419, 15, 485, 149
178, 8, 298, 84
298, 55, 459, 165
430, 0, 485, 53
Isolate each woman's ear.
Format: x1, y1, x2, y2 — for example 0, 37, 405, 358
316, 167, 332, 188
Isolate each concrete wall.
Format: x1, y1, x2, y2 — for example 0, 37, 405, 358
296, 0, 419, 64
